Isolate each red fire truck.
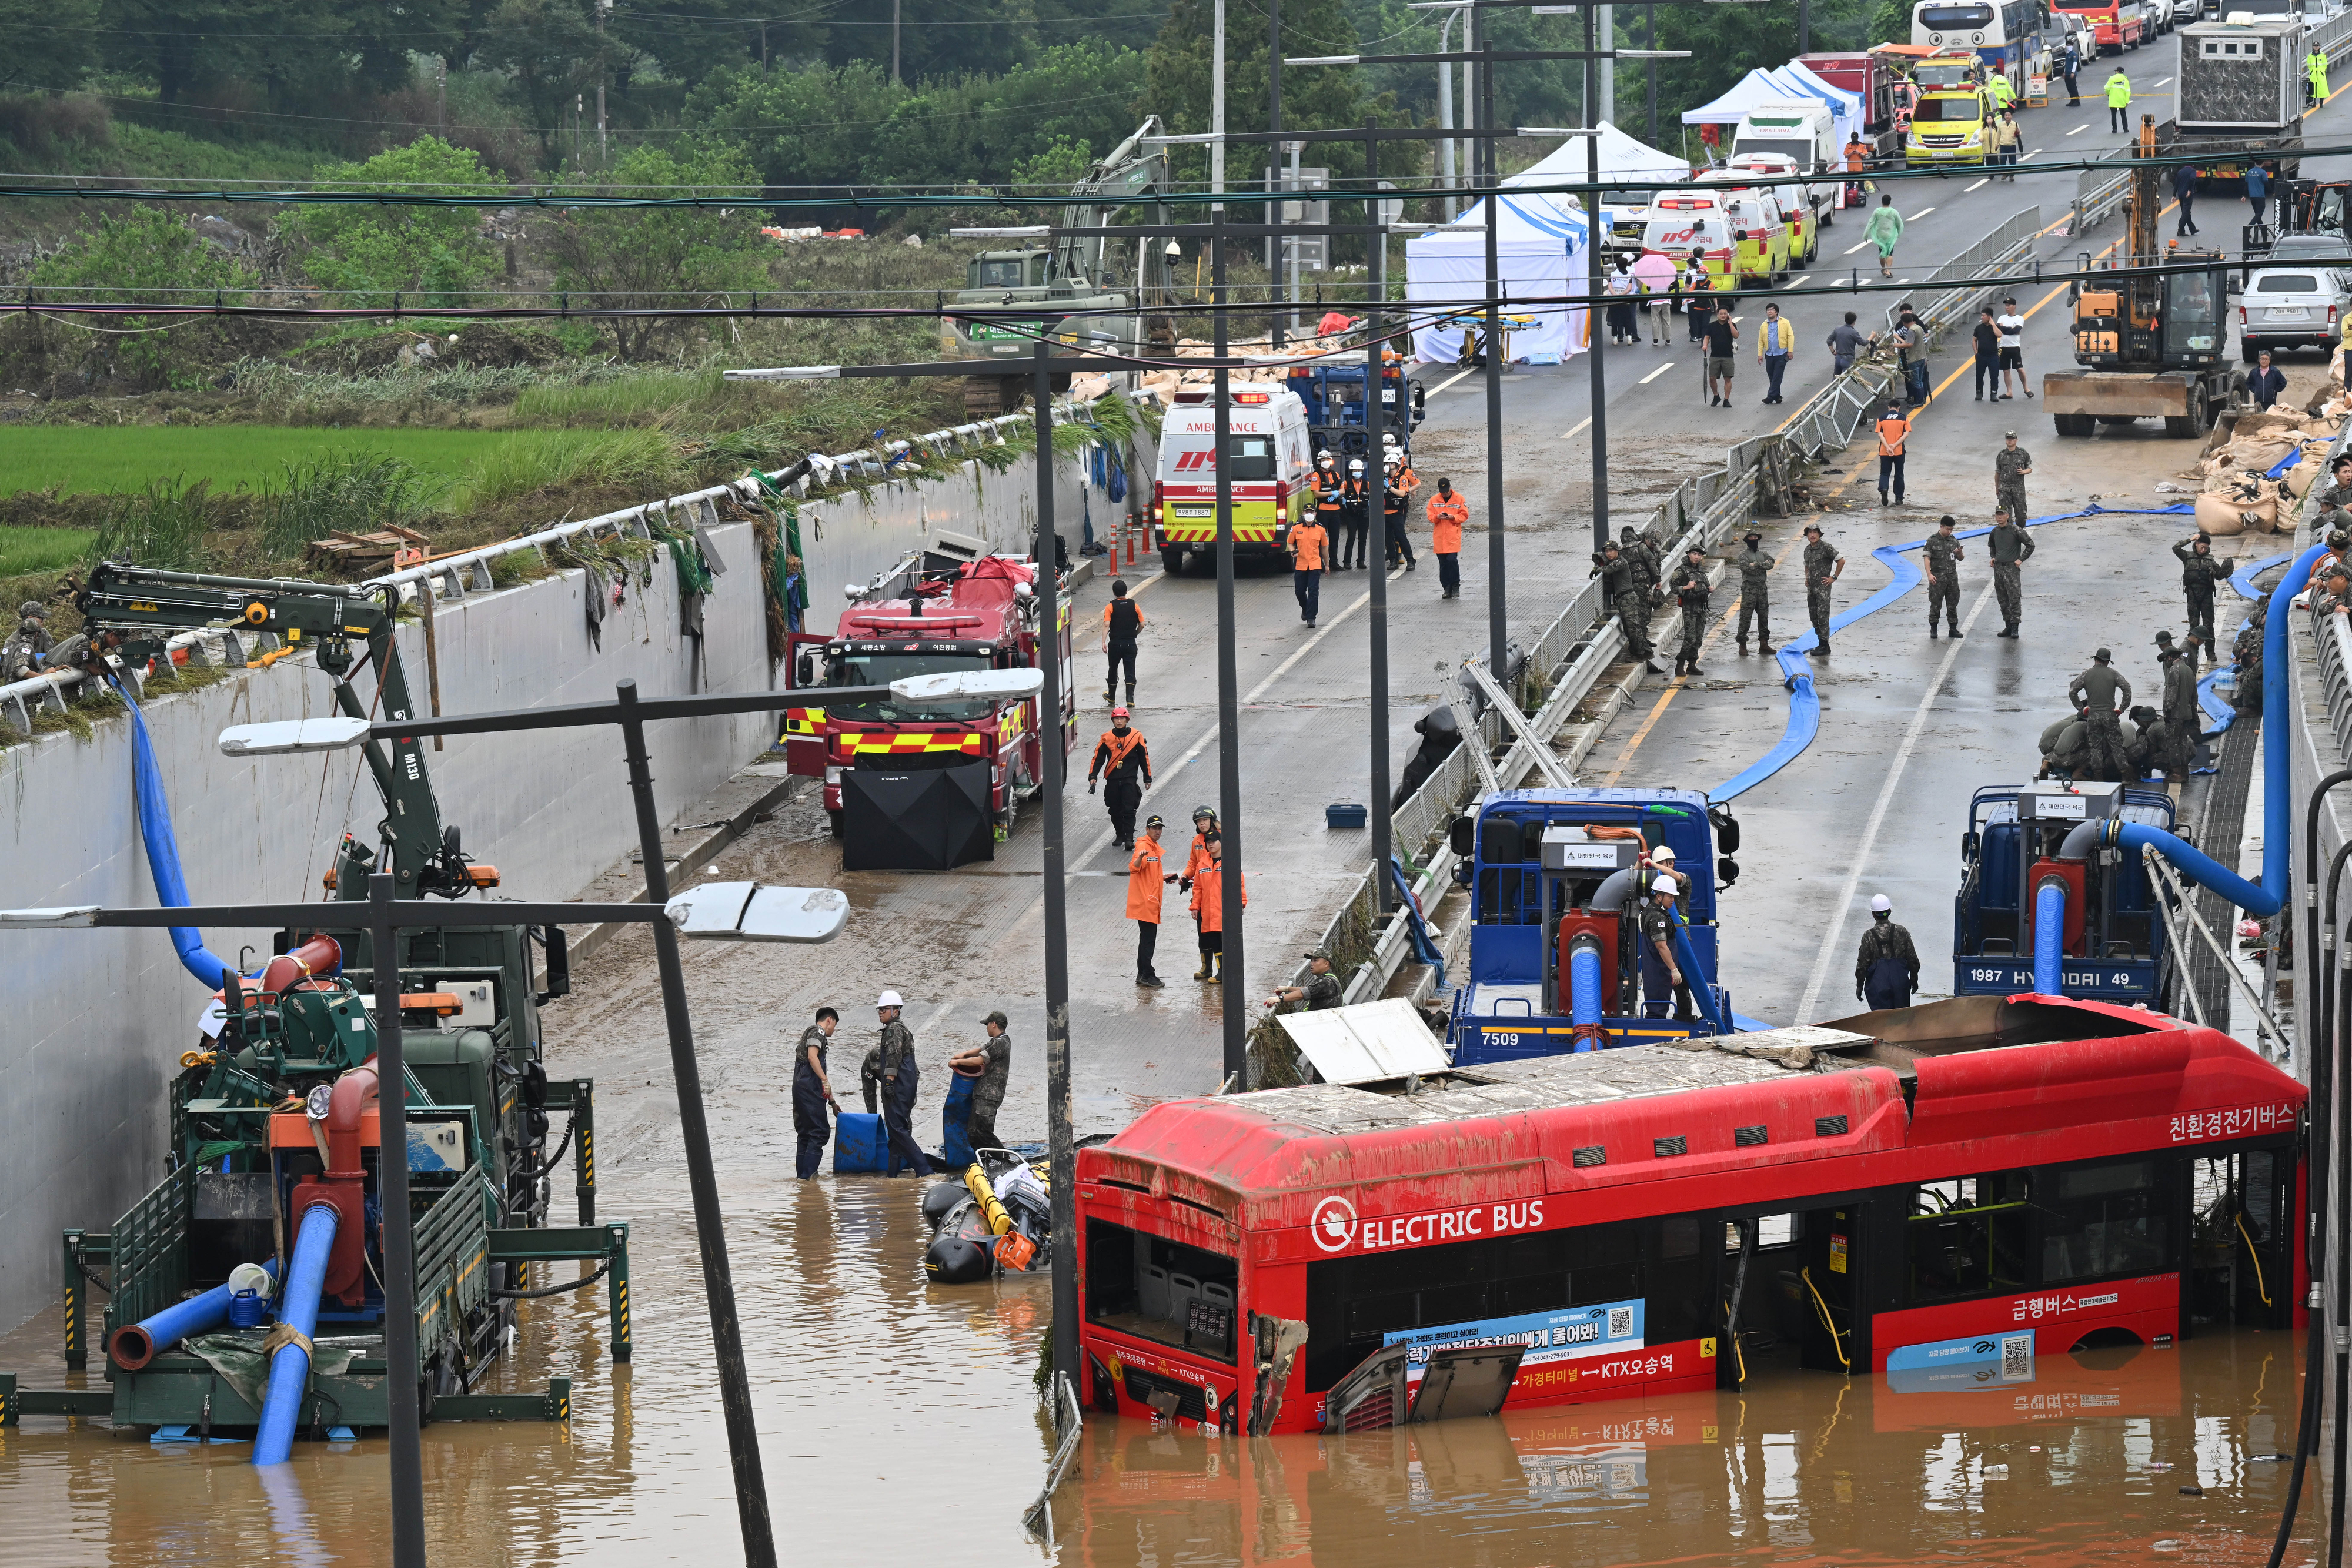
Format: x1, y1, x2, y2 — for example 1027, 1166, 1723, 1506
783, 533, 1075, 838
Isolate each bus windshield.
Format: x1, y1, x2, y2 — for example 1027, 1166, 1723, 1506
826, 650, 995, 722
1915, 96, 1984, 122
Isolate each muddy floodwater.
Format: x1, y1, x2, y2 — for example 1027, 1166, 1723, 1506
0, 1146, 2331, 1567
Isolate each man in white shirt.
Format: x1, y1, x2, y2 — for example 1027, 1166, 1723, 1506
1994, 296, 2033, 402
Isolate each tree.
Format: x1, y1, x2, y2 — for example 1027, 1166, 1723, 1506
1011, 138, 1094, 190
684, 61, 910, 191
0, 0, 99, 93
545, 141, 770, 359
479, 0, 614, 162
30, 206, 254, 386
1141, 0, 1374, 189
291, 137, 504, 306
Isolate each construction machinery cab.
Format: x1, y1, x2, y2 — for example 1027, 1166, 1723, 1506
968, 252, 1053, 290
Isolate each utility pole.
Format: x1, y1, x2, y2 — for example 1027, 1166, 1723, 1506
436, 55, 447, 133
1438, 9, 1458, 220
596, 0, 610, 165
1596, 4, 1614, 126
1364, 123, 1392, 922
1268, 0, 1284, 349
1211, 220, 1248, 1086
1212, 0, 1227, 203
1647, 3, 1659, 146
1798, 0, 1810, 55
1032, 337, 1078, 1422
892, 0, 903, 84
1583, 4, 1609, 557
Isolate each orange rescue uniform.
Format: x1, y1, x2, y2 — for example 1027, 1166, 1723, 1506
1426, 490, 1468, 554
1191, 864, 1246, 933
1289, 520, 1328, 571
1127, 838, 1165, 922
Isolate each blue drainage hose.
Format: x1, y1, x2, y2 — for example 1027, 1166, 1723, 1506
2263, 543, 2332, 912
1566, 940, 1604, 1051
115, 677, 229, 990
254, 1203, 337, 1466
1708, 506, 2198, 807
2032, 880, 2067, 995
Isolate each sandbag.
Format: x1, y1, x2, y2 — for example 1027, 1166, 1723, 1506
2195, 492, 2275, 536
2286, 452, 2329, 499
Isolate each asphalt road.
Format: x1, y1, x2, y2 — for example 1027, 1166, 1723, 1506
552, 25, 2352, 1162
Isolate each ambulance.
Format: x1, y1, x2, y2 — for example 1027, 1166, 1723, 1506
1148, 385, 1315, 576
1702, 164, 1822, 266
1638, 188, 1792, 290
1905, 85, 1996, 165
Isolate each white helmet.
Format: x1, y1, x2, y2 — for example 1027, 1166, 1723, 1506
1650, 844, 1676, 863
1652, 874, 1679, 897
1869, 895, 1892, 914
1349, 458, 1366, 473
1317, 447, 1333, 461
876, 990, 904, 1008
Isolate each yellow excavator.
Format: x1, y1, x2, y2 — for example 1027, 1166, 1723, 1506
2045, 115, 2236, 440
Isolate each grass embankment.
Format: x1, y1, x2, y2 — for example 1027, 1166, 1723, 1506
0, 425, 589, 499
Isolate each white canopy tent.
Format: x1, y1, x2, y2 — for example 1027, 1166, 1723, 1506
1762, 62, 1866, 149
1404, 122, 1686, 365
1682, 66, 1864, 161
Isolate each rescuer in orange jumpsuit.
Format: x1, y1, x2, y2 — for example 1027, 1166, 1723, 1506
1190, 834, 1247, 981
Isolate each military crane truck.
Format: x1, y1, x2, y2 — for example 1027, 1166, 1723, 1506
943, 118, 1180, 417
2046, 117, 2234, 439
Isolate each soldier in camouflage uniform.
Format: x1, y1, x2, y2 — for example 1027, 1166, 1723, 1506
1923, 514, 1965, 638
2170, 534, 2234, 664
1994, 430, 2033, 526
1620, 524, 1661, 604
1802, 524, 1845, 658
2160, 641, 2200, 781
1732, 529, 1773, 653
1987, 507, 2035, 637
2310, 454, 2352, 537
2067, 648, 2133, 780
1597, 543, 1664, 673
1, 600, 51, 682
1668, 544, 1712, 678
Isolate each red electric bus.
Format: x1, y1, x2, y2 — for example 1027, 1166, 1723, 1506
1075, 995, 2305, 1436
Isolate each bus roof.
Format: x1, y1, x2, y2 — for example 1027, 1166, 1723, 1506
1081, 997, 2303, 1233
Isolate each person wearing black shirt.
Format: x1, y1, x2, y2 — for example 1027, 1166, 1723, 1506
1972, 306, 2001, 400
1702, 308, 1739, 408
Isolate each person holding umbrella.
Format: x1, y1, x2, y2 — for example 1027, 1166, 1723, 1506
1633, 249, 1678, 346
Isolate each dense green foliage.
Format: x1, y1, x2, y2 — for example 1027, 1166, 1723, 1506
289, 137, 506, 304
545, 142, 770, 357
28, 206, 255, 385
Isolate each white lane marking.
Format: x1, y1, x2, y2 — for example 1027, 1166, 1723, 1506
1639, 361, 1678, 384
2155, 76, 2173, 86
1965, 178, 1991, 191
1792, 577, 1999, 1023
2024, 148, 2044, 157
1789, 274, 1811, 286
1422, 366, 1478, 399
1906, 207, 1936, 219
1844, 238, 1874, 255
2067, 123, 2089, 135
1562, 417, 1593, 440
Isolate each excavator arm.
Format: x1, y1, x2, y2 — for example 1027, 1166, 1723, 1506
72, 561, 482, 900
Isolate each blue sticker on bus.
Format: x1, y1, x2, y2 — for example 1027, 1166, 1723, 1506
1384, 1298, 1645, 1379
1883, 1329, 2036, 1393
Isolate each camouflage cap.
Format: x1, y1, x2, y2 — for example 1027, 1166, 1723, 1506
1304, 946, 1333, 962
2332, 529, 2351, 547
1742, 530, 1762, 543
2004, 430, 2019, 439
981, 1010, 1009, 1028
18, 600, 46, 617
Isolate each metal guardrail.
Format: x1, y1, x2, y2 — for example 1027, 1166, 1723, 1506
1021, 1372, 1085, 1543
2303, 421, 2352, 758
2073, 146, 2134, 237
0, 399, 1094, 738
1884, 206, 2046, 335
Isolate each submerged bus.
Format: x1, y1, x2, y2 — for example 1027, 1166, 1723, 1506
1075, 995, 2304, 1435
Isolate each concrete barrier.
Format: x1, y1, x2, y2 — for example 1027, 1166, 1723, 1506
0, 432, 1091, 1335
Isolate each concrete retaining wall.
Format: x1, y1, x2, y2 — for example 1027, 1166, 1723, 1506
0, 443, 1089, 1336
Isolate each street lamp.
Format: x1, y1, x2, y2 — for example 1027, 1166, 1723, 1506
212, 668, 1026, 1568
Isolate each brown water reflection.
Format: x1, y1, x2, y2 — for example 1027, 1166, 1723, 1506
0, 1159, 2326, 1567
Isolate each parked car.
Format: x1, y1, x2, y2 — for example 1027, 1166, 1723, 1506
2148, 0, 2176, 33
2237, 265, 2352, 360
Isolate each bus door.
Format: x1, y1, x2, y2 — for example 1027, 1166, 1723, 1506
2187, 1146, 2297, 1331
1795, 1202, 1864, 1374
1721, 1202, 1863, 1380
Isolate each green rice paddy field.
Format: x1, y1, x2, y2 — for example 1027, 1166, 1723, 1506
0, 426, 579, 499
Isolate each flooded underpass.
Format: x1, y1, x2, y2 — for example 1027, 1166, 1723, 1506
0, 1159, 2328, 1567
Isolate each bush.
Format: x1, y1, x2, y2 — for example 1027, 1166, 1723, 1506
28, 207, 256, 389
292, 137, 505, 306
259, 452, 446, 558
546, 143, 770, 361
89, 479, 222, 572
